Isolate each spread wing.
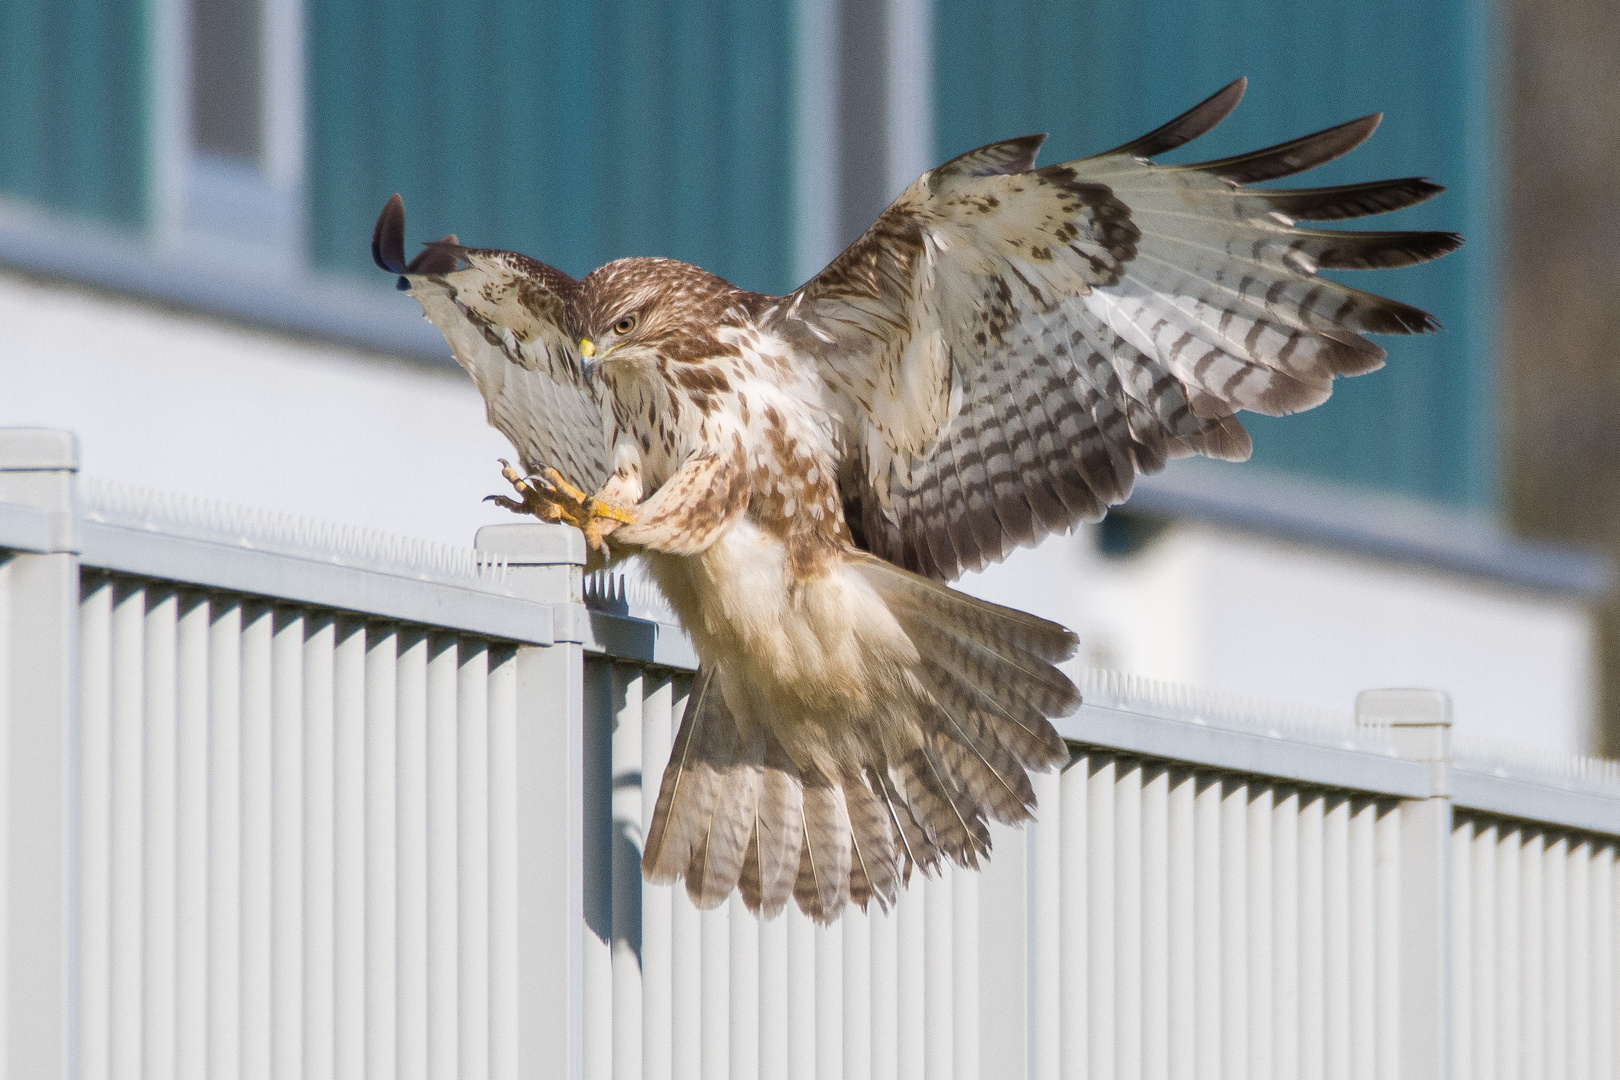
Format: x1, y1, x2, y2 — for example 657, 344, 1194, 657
373, 195, 612, 493
764, 78, 1462, 582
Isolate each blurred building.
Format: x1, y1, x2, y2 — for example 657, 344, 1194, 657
1500, 0, 1620, 756
0, 1, 1606, 749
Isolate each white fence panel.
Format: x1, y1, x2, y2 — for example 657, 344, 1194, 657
5, 429, 1620, 1080
1026, 756, 1402, 1080
1451, 814, 1620, 1080
74, 572, 523, 1080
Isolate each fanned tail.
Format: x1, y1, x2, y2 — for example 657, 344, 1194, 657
641, 554, 1079, 924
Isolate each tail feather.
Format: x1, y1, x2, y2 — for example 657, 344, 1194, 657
795, 771, 853, 923
642, 667, 726, 885
907, 620, 1080, 720
921, 656, 1067, 769
924, 693, 1040, 824
843, 769, 900, 912
683, 722, 760, 909
738, 735, 804, 918
899, 744, 992, 869
877, 765, 941, 879
853, 554, 1079, 664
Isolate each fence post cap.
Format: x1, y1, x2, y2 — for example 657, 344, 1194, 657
0, 428, 79, 471
1355, 687, 1452, 727
1358, 688, 1452, 771
474, 522, 587, 566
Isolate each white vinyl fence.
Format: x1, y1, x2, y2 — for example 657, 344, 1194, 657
2, 426, 1618, 1080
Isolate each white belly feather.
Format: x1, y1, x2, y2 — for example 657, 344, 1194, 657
641, 519, 919, 765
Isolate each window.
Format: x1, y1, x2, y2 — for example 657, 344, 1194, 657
191, 0, 263, 162
177, 0, 303, 273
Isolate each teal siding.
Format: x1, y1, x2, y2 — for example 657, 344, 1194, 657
935, 0, 1499, 509
308, 0, 801, 296
0, 0, 150, 229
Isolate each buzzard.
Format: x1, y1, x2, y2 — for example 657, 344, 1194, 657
372, 79, 1459, 923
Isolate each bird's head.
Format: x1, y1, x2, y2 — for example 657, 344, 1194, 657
568, 257, 752, 378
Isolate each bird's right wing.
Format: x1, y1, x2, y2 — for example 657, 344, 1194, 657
373, 195, 613, 493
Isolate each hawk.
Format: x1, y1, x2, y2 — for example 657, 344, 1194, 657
372, 79, 1458, 923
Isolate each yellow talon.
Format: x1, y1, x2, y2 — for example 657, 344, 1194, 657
489, 459, 633, 552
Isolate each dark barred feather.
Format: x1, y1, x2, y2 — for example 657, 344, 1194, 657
1173, 113, 1382, 184
876, 765, 940, 879
925, 698, 1037, 823
1102, 77, 1248, 158
898, 743, 991, 869
1246, 177, 1446, 222
918, 656, 1068, 771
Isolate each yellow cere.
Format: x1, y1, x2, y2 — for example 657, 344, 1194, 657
579, 338, 596, 359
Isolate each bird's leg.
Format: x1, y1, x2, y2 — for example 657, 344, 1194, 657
486, 459, 635, 552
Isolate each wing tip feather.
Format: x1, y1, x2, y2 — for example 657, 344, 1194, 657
1186, 111, 1383, 184
372, 194, 409, 285
1101, 76, 1248, 159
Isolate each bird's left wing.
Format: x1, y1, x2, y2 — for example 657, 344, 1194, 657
373, 195, 613, 494
762, 79, 1461, 581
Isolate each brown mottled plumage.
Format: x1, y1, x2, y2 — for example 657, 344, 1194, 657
372, 78, 1459, 923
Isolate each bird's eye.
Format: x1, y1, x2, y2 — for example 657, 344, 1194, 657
613, 316, 636, 335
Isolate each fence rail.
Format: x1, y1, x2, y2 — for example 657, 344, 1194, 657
2, 426, 1619, 1079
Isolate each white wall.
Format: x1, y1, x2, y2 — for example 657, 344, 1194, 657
961, 523, 1598, 755
0, 271, 513, 546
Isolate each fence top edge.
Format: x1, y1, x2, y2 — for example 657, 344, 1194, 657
16, 476, 1620, 823
1452, 732, 1620, 803
1079, 667, 1374, 748
1452, 768, 1620, 838
77, 476, 513, 593
1061, 701, 1432, 799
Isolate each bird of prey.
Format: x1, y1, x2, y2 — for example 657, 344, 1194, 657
372, 78, 1459, 923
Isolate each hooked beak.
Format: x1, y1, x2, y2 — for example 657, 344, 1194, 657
579, 338, 600, 379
